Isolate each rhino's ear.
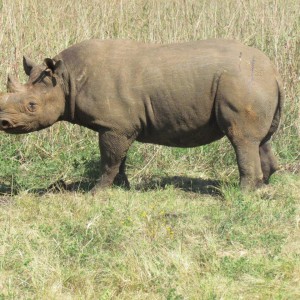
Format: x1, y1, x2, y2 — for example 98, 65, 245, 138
44, 58, 66, 77
7, 74, 25, 93
23, 56, 37, 76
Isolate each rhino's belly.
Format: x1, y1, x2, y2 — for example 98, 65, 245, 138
136, 122, 224, 147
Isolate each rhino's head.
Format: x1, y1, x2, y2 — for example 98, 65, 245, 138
0, 57, 67, 134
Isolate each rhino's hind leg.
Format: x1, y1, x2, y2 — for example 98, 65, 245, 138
215, 73, 279, 190
113, 157, 130, 189
233, 141, 264, 190
91, 131, 131, 193
259, 142, 278, 184
216, 98, 265, 189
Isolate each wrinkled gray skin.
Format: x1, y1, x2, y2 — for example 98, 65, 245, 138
0, 39, 284, 192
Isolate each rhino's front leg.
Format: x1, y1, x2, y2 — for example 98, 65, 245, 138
91, 131, 131, 193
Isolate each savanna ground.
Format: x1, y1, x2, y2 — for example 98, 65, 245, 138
0, 0, 299, 299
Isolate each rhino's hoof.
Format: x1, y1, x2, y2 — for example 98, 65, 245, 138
113, 174, 130, 190
240, 178, 264, 192
89, 182, 110, 195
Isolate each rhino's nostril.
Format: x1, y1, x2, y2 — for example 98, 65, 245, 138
1, 120, 11, 128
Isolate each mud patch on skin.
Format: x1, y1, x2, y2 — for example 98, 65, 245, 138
245, 105, 257, 121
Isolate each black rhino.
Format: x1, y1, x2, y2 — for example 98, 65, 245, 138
0, 39, 283, 192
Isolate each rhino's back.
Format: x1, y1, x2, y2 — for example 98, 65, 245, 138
57, 39, 276, 147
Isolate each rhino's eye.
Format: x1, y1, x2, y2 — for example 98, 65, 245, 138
27, 102, 37, 112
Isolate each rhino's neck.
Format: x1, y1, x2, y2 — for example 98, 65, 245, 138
56, 59, 76, 123
66, 73, 76, 122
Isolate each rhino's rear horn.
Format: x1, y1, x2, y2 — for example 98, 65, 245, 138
23, 56, 37, 76
7, 74, 26, 93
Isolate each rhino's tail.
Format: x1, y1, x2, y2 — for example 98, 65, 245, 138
261, 75, 284, 145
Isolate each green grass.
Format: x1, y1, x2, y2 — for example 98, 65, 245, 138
1, 179, 300, 299
0, 0, 299, 299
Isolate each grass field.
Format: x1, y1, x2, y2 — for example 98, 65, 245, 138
0, 0, 299, 299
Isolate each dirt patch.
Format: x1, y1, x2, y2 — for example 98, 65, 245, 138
283, 161, 300, 174
0, 196, 14, 206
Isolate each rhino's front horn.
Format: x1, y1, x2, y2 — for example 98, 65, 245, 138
7, 74, 25, 93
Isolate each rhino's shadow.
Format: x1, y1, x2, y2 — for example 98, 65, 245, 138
0, 183, 13, 195
43, 175, 222, 196
79, 159, 223, 195
0, 183, 15, 205
0, 158, 222, 196
39, 158, 100, 194
135, 176, 222, 195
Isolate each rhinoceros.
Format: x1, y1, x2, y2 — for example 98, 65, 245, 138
0, 39, 283, 192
